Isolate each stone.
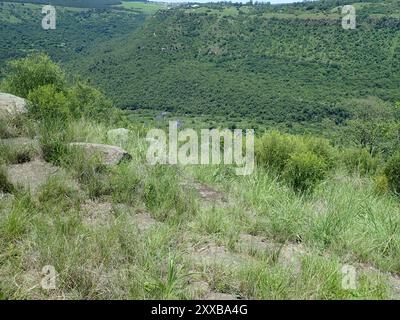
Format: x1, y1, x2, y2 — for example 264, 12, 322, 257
6, 160, 60, 192
204, 292, 237, 300
132, 212, 157, 231
0, 137, 41, 161
0, 93, 28, 118
68, 142, 131, 165
81, 200, 114, 226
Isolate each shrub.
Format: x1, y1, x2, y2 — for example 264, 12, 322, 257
256, 131, 336, 173
256, 131, 305, 171
109, 163, 141, 205
67, 81, 116, 121
342, 147, 380, 175
384, 152, 400, 194
27, 84, 71, 120
61, 148, 112, 199
1, 53, 65, 98
39, 122, 70, 165
38, 175, 82, 210
305, 136, 337, 170
0, 142, 39, 165
374, 174, 389, 195
283, 152, 327, 193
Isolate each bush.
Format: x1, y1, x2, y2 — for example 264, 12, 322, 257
342, 148, 380, 175
256, 131, 336, 173
374, 174, 389, 195
384, 152, 400, 194
305, 136, 337, 170
39, 122, 70, 165
256, 131, 305, 171
68, 81, 116, 121
38, 175, 82, 210
1, 53, 65, 98
0, 142, 40, 165
27, 84, 71, 120
283, 152, 327, 193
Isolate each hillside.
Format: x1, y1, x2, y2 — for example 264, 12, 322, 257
1, 54, 400, 300
2, 1, 399, 133
1, 0, 400, 301
0, 1, 149, 78
68, 0, 400, 131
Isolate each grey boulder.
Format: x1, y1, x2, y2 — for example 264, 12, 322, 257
0, 93, 28, 119
68, 142, 131, 165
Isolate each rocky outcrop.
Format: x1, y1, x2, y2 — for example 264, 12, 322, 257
0, 93, 28, 118
68, 142, 132, 166
6, 160, 60, 192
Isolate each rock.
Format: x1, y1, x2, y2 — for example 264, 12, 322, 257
204, 292, 237, 300
107, 128, 130, 146
186, 280, 210, 297
238, 233, 275, 253
190, 242, 245, 268
132, 212, 157, 232
81, 200, 114, 226
180, 180, 226, 206
6, 160, 60, 192
0, 137, 41, 162
68, 142, 131, 165
0, 137, 38, 147
0, 93, 28, 119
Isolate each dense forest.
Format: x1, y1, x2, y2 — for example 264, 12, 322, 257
68, 1, 400, 131
0, 2, 147, 78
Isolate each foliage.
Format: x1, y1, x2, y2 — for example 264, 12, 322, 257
341, 147, 380, 175
28, 84, 71, 120
384, 152, 400, 195
283, 151, 327, 193
2, 53, 65, 98
374, 174, 389, 195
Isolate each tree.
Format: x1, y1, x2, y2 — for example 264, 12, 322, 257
1, 53, 65, 98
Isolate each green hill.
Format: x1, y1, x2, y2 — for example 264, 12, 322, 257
0, 1, 149, 78
67, 1, 400, 131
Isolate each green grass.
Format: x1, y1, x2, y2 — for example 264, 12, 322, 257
1, 113, 397, 299
115, 1, 168, 14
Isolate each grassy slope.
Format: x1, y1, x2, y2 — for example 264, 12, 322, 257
0, 111, 399, 299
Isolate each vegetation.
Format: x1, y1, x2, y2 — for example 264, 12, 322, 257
66, 0, 400, 135
0, 1, 147, 79
1, 0, 400, 300
0, 53, 399, 300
